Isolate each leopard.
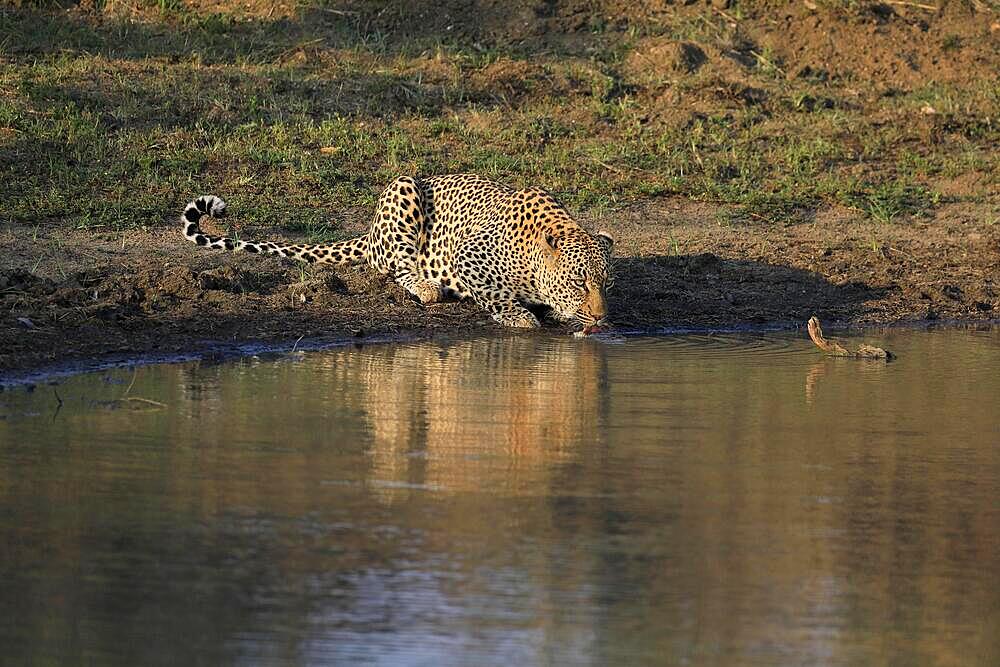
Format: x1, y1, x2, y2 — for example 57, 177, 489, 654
181, 173, 614, 329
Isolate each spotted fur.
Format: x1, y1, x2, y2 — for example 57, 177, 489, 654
181, 174, 614, 328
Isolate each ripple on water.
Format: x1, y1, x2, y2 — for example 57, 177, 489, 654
620, 332, 818, 363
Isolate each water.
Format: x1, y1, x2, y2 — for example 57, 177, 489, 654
1, 328, 999, 666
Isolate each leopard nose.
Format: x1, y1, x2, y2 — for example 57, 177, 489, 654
590, 292, 608, 321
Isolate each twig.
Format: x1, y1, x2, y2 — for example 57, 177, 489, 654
316, 8, 359, 16
122, 397, 167, 408
883, 0, 939, 10
109, 369, 169, 407
885, 245, 916, 260
749, 49, 785, 76
121, 367, 138, 398
711, 7, 740, 24
591, 157, 623, 174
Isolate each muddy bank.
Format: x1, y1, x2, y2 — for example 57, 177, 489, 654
2, 199, 996, 374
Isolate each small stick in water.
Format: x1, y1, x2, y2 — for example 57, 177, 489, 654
807, 317, 895, 360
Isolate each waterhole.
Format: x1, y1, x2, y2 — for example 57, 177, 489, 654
1, 327, 998, 665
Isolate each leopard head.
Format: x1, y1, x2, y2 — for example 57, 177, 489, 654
538, 227, 615, 326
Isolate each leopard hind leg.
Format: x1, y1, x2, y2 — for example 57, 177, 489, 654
366, 176, 442, 305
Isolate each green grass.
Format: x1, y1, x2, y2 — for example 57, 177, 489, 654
0, 2, 997, 234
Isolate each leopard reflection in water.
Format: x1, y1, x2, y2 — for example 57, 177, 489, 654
314, 336, 610, 503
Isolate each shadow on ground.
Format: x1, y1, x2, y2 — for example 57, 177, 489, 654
2, 3, 569, 66
612, 253, 883, 328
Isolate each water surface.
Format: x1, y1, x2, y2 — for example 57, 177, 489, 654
2, 328, 999, 665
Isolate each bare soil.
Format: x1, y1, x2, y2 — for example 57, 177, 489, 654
2, 199, 996, 373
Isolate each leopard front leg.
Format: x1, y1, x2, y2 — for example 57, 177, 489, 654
457, 268, 539, 327
452, 234, 539, 328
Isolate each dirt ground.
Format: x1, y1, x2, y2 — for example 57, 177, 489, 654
2, 197, 996, 373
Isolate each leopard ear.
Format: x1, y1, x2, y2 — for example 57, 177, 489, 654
539, 232, 561, 259
596, 230, 614, 253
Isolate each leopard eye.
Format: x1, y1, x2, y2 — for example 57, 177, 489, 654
572, 277, 587, 289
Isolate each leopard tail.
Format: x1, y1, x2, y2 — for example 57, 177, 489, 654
181, 195, 369, 265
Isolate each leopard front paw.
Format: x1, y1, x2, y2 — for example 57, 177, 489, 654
494, 311, 540, 328
412, 280, 443, 305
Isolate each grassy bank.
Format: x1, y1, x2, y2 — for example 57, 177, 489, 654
2, 1, 997, 240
